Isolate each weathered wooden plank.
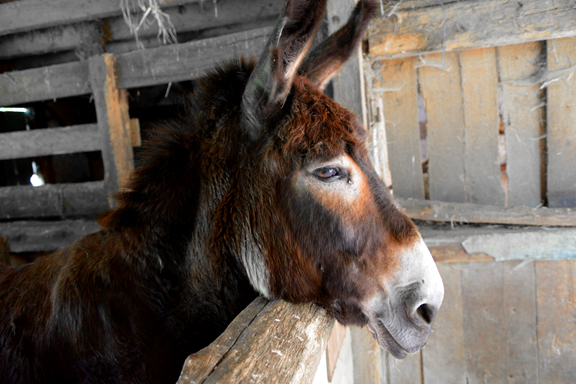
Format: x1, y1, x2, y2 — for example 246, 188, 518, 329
350, 327, 381, 384
89, 54, 134, 199
0, 0, 198, 37
429, 245, 493, 264
387, 350, 421, 384
118, 27, 272, 89
461, 261, 538, 384
0, 0, 282, 60
546, 37, 576, 208
0, 124, 99, 160
182, 299, 333, 384
369, 0, 576, 59
535, 260, 576, 383
0, 181, 109, 219
422, 263, 465, 384
378, 57, 425, 199
0, 219, 100, 253
326, 322, 346, 381
177, 297, 269, 383
418, 52, 466, 202
460, 48, 506, 206
497, 42, 545, 208
0, 61, 90, 107
397, 197, 576, 226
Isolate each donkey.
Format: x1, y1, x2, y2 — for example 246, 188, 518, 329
0, 0, 443, 383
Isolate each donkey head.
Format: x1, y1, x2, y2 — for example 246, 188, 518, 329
239, 0, 444, 358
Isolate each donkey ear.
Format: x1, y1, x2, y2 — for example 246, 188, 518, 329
242, 0, 327, 136
300, 0, 377, 91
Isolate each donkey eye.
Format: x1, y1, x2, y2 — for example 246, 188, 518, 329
314, 167, 342, 181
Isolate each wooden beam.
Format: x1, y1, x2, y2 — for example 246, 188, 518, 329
178, 298, 334, 384
117, 27, 272, 89
89, 54, 134, 200
0, 219, 100, 253
369, 0, 576, 59
0, 124, 100, 160
0, 181, 109, 220
0, 0, 199, 37
0, 61, 90, 107
397, 197, 576, 226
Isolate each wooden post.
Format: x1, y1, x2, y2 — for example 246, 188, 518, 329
89, 53, 134, 205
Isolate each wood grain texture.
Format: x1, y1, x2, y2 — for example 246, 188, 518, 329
350, 327, 381, 384
118, 27, 272, 89
0, 0, 198, 36
181, 299, 333, 384
0, 181, 108, 219
369, 0, 576, 59
418, 52, 466, 203
460, 48, 506, 206
497, 42, 545, 207
378, 57, 425, 199
461, 261, 538, 384
89, 54, 134, 199
422, 263, 465, 384
0, 61, 90, 107
546, 37, 576, 207
326, 322, 346, 382
397, 197, 576, 226
0, 219, 100, 253
0, 124, 100, 160
535, 260, 576, 383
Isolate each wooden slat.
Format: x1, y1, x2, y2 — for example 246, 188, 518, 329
461, 261, 538, 384
546, 37, 576, 207
379, 57, 425, 199
0, 124, 99, 160
89, 54, 134, 199
397, 197, 576, 226
0, 0, 198, 37
0, 219, 100, 253
0, 181, 109, 219
460, 48, 506, 206
422, 263, 465, 384
326, 322, 346, 381
118, 27, 272, 89
0, 61, 90, 106
388, 351, 422, 384
418, 52, 466, 202
179, 298, 334, 384
535, 260, 576, 383
369, 0, 576, 59
350, 327, 382, 384
497, 42, 545, 207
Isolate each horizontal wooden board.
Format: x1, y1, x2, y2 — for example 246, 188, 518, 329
0, 61, 90, 106
0, 0, 198, 37
369, 0, 576, 59
397, 198, 576, 226
0, 124, 100, 160
118, 26, 272, 89
179, 298, 333, 384
0, 219, 100, 253
0, 181, 109, 219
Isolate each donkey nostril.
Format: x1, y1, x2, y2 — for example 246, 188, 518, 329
416, 303, 435, 325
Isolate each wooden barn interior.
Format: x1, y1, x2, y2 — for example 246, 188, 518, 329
1, 0, 575, 383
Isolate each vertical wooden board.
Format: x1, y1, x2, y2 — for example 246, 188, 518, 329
387, 350, 422, 384
380, 57, 425, 199
497, 42, 545, 207
418, 53, 467, 203
461, 261, 538, 384
422, 263, 465, 384
89, 54, 134, 202
350, 326, 382, 384
460, 48, 506, 206
535, 260, 576, 383
546, 37, 576, 207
